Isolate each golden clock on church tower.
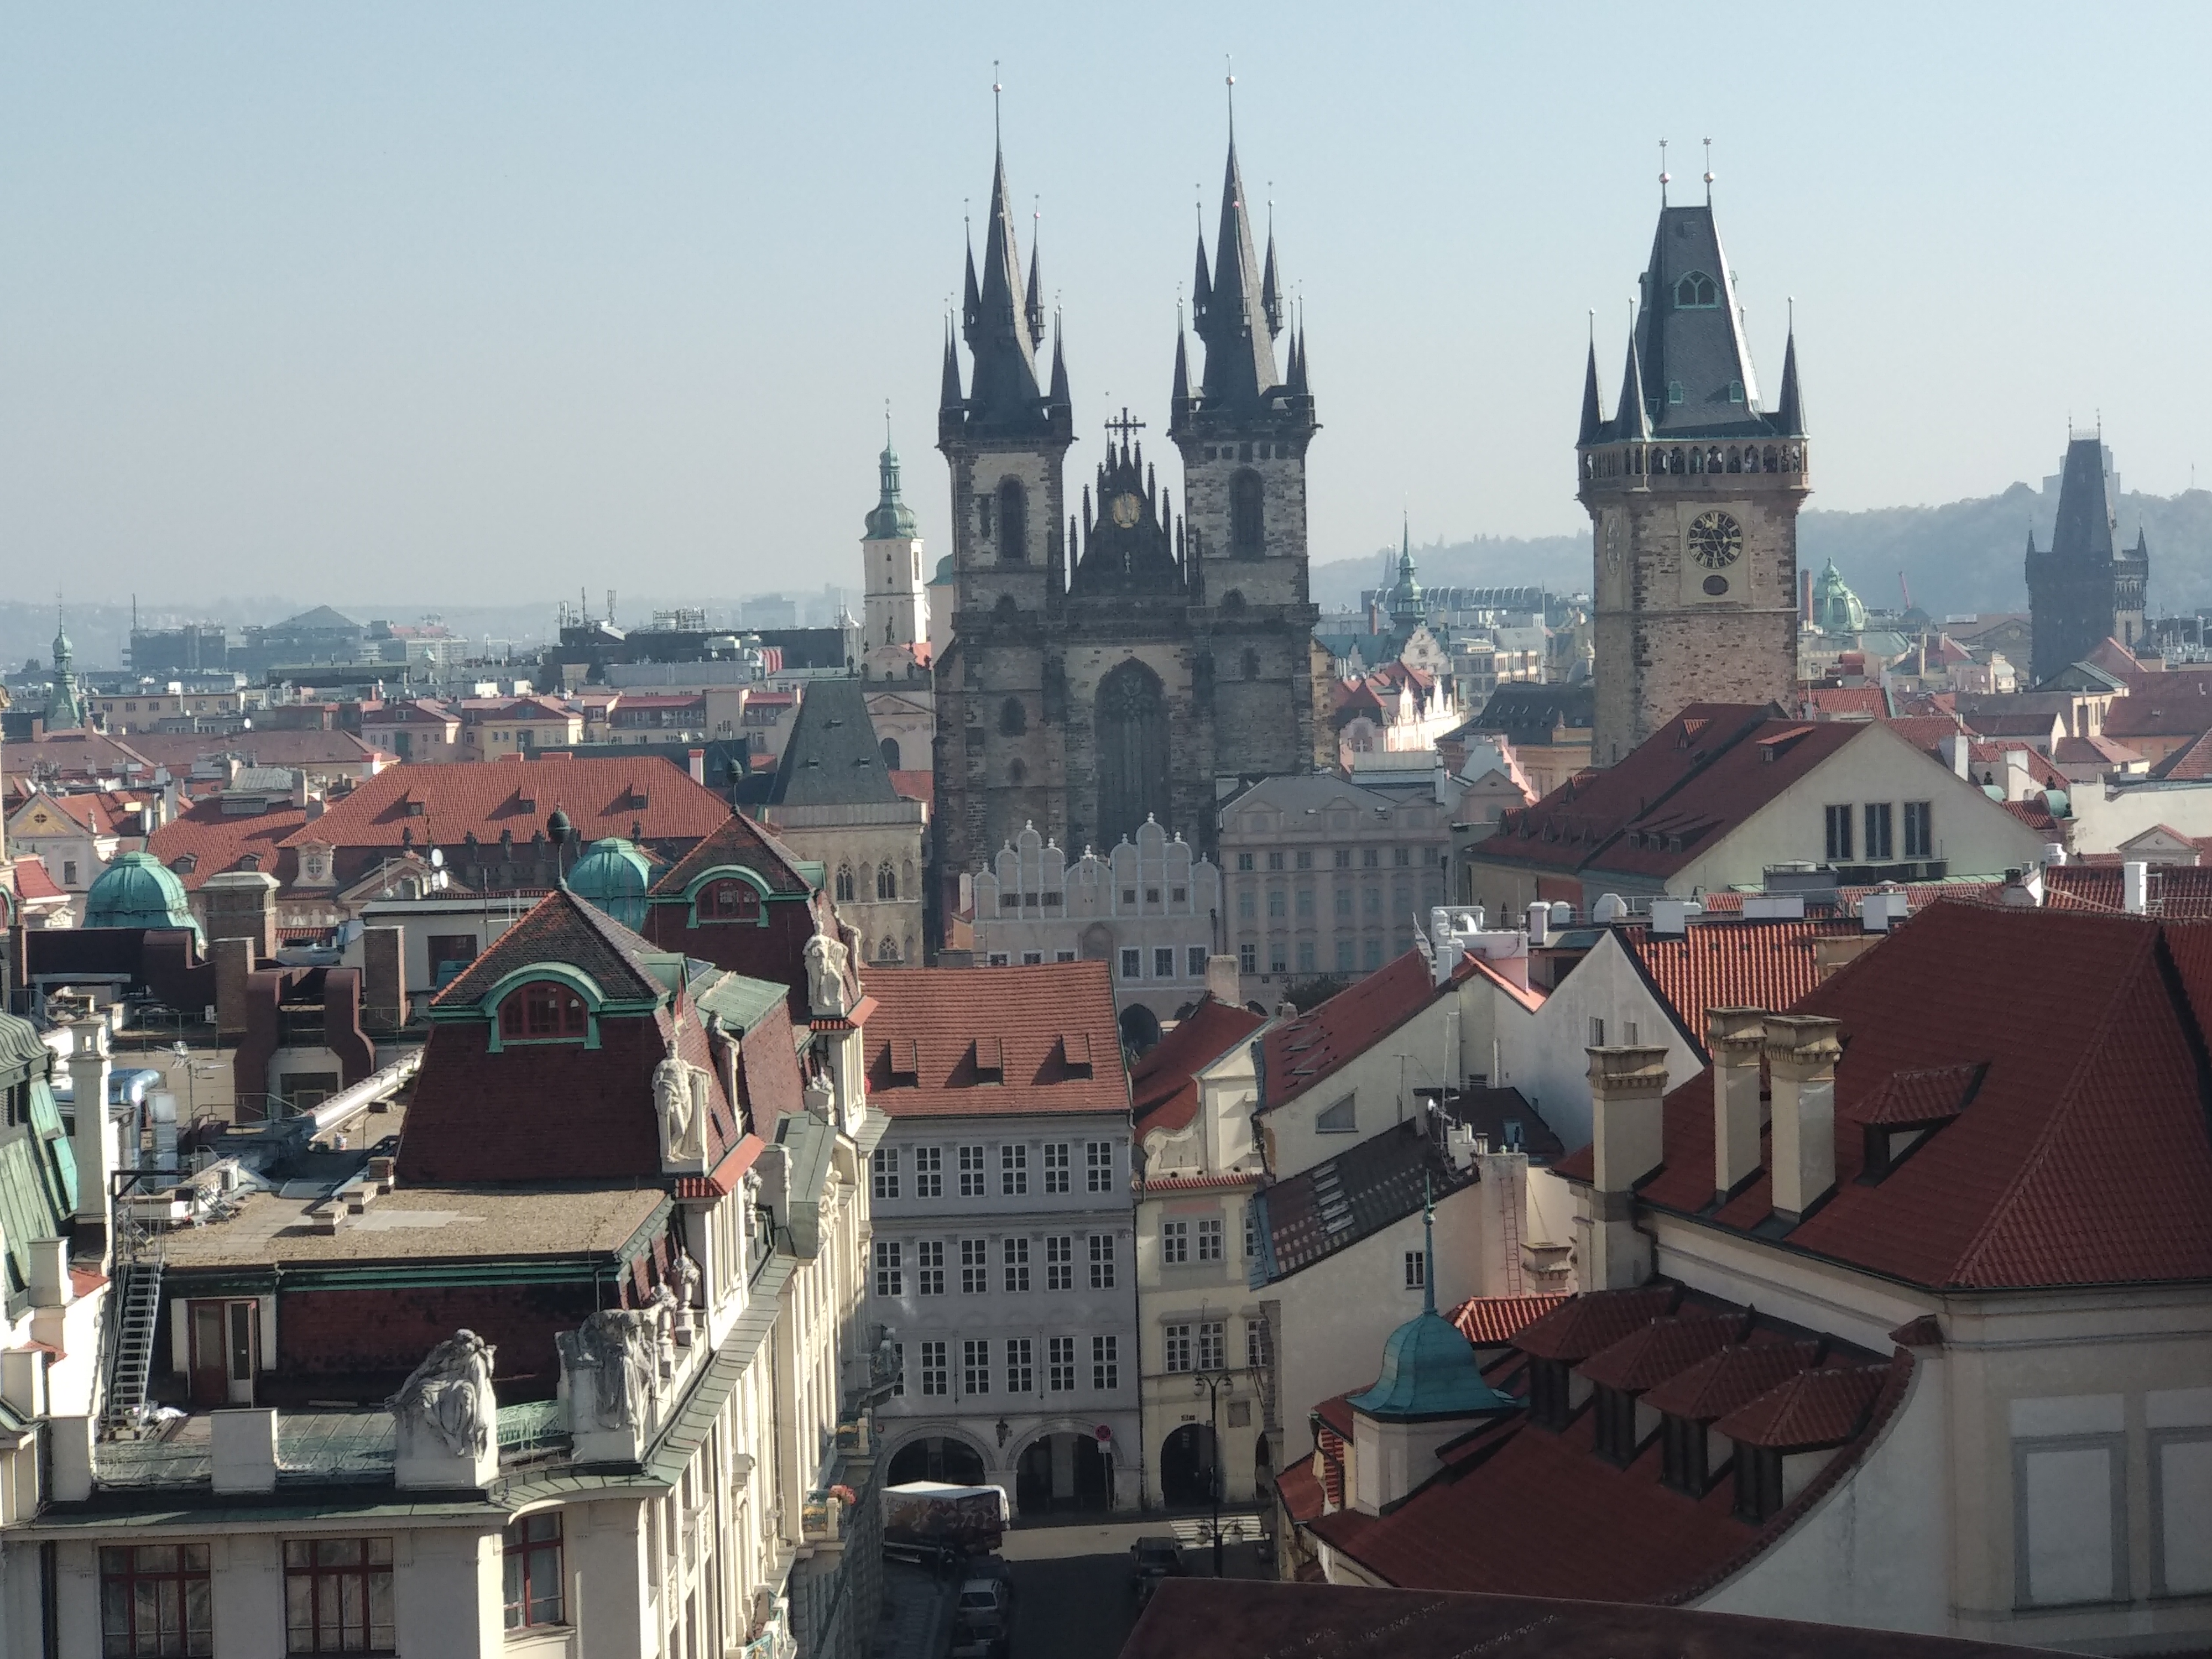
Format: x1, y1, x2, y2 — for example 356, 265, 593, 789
1688, 510, 1743, 570
1110, 492, 1142, 529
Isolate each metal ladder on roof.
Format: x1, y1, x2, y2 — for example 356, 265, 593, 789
100, 1217, 165, 1434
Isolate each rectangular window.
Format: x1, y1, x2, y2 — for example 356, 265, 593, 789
286, 1538, 395, 1655
1334, 849, 1352, 868
1238, 886, 1256, 922
1243, 1210, 1258, 1261
1093, 1335, 1120, 1391
1236, 852, 1254, 872
1362, 848, 1380, 869
1187, 946, 1207, 977
502, 1515, 564, 1631
1594, 1386, 1639, 1464
1267, 850, 1285, 871
1296, 850, 1313, 870
961, 1238, 990, 1293
1904, 800, 1934, 859
1002, 1237, 1030, 1291
914, 1146, 943, 1198
963, 1339, 991, 1395
958, 1145, 987, 1197
1865, 801, 1894, 862
1048, 1336, 1076, 1392
100, 1543, 213, 1658
874, 1240, 902, 1297
1162, 1220, 1189, 1264
916, 1240, 945, 1295
1198, 1321, 1226, 1370
1296, 886, 1314, 918
1267, 890, 1286, 919
1005, 1338, 1034, 1394
1086, 1141, 1114, 1192
1165, 1324, 1192, 1373
1046, 1235, 1074, 1291
1043, 1143, 1070, 1193
1121, 947, 1141, 979
1269, 942, 1288, 973
1154, 946, 1175, 978
920, 1340, 948, 1396
1245, 1317, 1274, 1370
871, 1147, 899, 1201
1196, 1217, 1224, 1261
1404, 1250, 1426, 1288
1393, 847, 1411, 867
1364, 887, 1381, 916
1363, 939, 1384, 969
1296, 941, 1316, 972
1824, 804, 1854, 863
1661, 1413, 1708, 1495
2016, 1432, 2127, 1605
1335, 938, 1355, 971
1239, 942, 1256, 972
1001, 1144, 1028, 1196
1334, 888, 1352, 918
1088, 1233, 1116, 1289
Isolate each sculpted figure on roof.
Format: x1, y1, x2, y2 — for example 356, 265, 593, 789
561, 1307, 659, 1431
653, 1046, 709, 1165
805, 925, 852, 1019
387, 1328, 497, 1459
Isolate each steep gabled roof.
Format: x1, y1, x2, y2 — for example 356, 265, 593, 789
1260, 949, 1458, 1112
434, 886, 675, 1008
1619, 917, 1866, 1058
863, 962, 1126, 1118
147, 797, 309, 889
768, 677, 900, 808
1130, 996, 1266, 1140
651, 810, 816, 898
1256, 1120, 1473, 1282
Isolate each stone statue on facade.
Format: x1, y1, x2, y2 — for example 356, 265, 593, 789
561, 1307, 658, 1431
804, 926, 851, 1019
653, 1045, 708, 1164
387, 1329, 497, 1459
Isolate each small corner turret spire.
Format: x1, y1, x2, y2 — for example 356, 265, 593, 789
1025, 197, 1047, 350
1775, 300, 1805, 436
1703, 136, 1714, 206
1658, 137, 1671, 207
1578, 312, 1606, 447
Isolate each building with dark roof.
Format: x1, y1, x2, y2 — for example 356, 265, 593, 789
2027, 436, 2149, 683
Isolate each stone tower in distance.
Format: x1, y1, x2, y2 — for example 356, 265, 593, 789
1577, 185, 1808, 766
2025, 435, 2148, 684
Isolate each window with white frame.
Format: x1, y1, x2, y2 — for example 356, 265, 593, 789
1092, 1335, 1119, 1390
1164, 1325, 1192, 1372
871, 1147, 899, 1201
1404, 1250, 1425, 1288
1197, 1217, 1224, 1261
963, 1339, 990, 1395
1048, 1337, 1076, 1391
1044, 1142, 1070, 1193
1197, 1322, 1225, 1370
1086, 1141, 1114, 1192
961, 1238, 989, 1293
919, 1340, 947, 1396
873, 1240, 902, 1297
1005, 1338, 1034, 1394
1088, 1234, 1116, 1288
915, 1241, 945, 1295
1161, 1220, 1189, 1264
958, 1145, 987, 1197
1245, 1317, 1273, 1370
1001, 1144, 1028, 1196
1002, 1237, 1030, 1292
914, 1146, 942, 1198
1046, 1235, 1073, 1291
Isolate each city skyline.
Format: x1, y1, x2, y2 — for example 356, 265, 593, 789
2, 4, 2208, 606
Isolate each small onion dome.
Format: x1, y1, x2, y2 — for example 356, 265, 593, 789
85, 851, 203, 945
566, 837, 653, 931
1345, 1307, 1521, 1423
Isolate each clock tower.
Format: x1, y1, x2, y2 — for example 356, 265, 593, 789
1578, 191, 1807, 766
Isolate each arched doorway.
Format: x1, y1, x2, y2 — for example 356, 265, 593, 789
1014, 1431, 1113, 1515
1095, 660, 1170, 851
1119, 1003, 1162, 1055
886, 1436, 986, 1489
1160, 1423, 1218, 1507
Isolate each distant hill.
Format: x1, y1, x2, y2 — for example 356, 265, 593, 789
1315, 486, 2212, 621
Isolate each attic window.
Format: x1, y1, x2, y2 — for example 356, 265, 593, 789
888, 1037, 920, 1081
405, 798, 427, 817
1667, 381, 1685, 405
1527, 1357, 1572, 1430
1675, 272, 1718, 308
1729, 379, 1746, 404
1593, 1385, 1640, 1464
974, 1037, 1004, 1081
1315, 1095, 1356, 1134
1661, 1413, 1709, 1494
170, 854, 197, 875
499, 981, 588, 1042
629, 788, 649, 808
699, 878, 763, 922
1734, 1444, 1785, 1522
1061, 1032, 1093, 1073
238, 853, 261, 872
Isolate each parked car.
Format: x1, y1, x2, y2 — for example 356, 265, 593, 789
956, 1578, 1011, 1624
1129, 1537, 1187, 1603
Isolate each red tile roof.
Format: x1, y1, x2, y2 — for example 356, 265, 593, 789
1621, 917, 1865, 1057
12, 789, 152, 837
1448, 1293, 1571, 1347
1130, 996, 1267, 1139
123, 729, 383, 775
1640, 1342, 1823, 1421
1714, 1365, 1888, 1449
1512, 1286, 1681, 1362
2044, 864, 2212, 919
650, 810, 816, 898
889, 769, 934, 806
2104, 677, 2212, 740
862, 962, 1128, 1118
1580, 904, 2212, 1290
8, 858, 65, 901
1577, 1312, 1742, 1391
2054, 732, 2145, 767
1846, 1062, 1984, 1125
1798, 685, 1887, 719
1274, 1462, 1325, 1525
2149, 727, 2212, 779
147, 800, 311, 889
1261, 948, 1464, 1111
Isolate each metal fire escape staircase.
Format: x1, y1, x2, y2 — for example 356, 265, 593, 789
100, 1204, 165, 1434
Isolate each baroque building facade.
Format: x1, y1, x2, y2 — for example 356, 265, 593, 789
1577, 189, 1809, 766
930, 131, 1330, 932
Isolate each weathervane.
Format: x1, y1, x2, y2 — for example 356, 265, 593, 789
1658, 137, 1671, 206
1703, 137, 1714, 204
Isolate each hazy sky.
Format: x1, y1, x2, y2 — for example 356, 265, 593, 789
4, 3, 2209, 611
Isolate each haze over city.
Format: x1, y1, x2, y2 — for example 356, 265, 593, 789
4, 2, 2210, 607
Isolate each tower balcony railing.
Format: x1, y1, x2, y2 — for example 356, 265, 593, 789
1581, 441, 1806, 486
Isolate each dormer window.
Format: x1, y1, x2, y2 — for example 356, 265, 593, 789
698, 878, 763, 922
1675, 271, 1718, 308
1593, 1385, 1640, 1464
1661, 1413, 1709, 1494
1667, 381, 1686, 405
1527, 1357, 1572, 1429
1729, 379, 1745, 403
499, 981, 588, 1042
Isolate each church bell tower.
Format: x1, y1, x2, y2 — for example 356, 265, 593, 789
1578, 180, 1808, 766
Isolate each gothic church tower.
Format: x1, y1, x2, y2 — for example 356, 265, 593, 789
1578, 189, 1807, 765
2025, 436, 2148, 682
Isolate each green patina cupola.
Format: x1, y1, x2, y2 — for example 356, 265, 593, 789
864, 427, 920, 542
1385, 519, 1425, 627
84, 851, 202, 943
566, 837, 654, 931
1347, 1187, 1520, 1423
1809, 559, 1866, 635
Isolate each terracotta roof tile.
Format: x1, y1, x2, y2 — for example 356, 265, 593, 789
1621, 917, 1864, 1057
8, 858, 65, 901
1844, 1062, 1984, 1125
2105, 678, 2212, 740
1274, 1462, 1325, 1525
1512, 1287, 1680, 1363
1448, 1293, 1570, 1347
1259, 1120, 1472, 1281
650, 810, 815, 898
863, 962, 1127, 1118
147, 799, 310, 889
124, 729, 383, 774
434, 886, 672, 1008
1714, 1365, 1888, 1449
1261, 949, 1459, 1111
1640, 1342, 1823, 1421
1577, 1313, 1741, 1391
1130, 996, 1267, 1139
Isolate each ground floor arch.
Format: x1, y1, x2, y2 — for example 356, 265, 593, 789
1013, 1428, 1114, 1516
1159, 1422, 1219, 1508
885, 1432, 988, 1490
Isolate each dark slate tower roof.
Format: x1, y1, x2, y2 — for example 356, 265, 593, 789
1192, 137, 1281, 413
2049, 436, 2120, 562
768, 677, 900, 808
1588, 201, 1797, 445
942, 145, 1072, 440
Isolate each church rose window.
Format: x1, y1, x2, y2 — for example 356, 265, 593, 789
700, 878, 762, 922
1230, 471, 1265, 558
499, 982, 588, 1041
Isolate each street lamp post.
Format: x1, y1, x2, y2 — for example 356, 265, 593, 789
1192, 1370, 1234, 1577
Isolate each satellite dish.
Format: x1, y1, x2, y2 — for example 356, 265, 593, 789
429, 847, 445, 868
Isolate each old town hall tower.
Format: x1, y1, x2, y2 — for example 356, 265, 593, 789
1577, 187, 1809, 765
932, 129, 1327, 921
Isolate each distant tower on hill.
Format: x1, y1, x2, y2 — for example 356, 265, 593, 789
1575, 182, 1808, 766
2026, 436, 2148, 684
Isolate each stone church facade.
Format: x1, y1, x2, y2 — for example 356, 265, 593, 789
931, 132, 1329, 931
1576, 192, 1811, 766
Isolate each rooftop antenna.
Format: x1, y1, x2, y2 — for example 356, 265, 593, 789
1658, 137, 1671, 207
1703, 137, 1714, 205
1420, 1172, 1437, 1317
992, 61, 1001, 148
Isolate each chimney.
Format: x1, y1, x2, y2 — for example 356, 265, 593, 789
1583, 1045, 1670, 1290
2003, 747, 2032, 802
291, 770, 310, 810
211, 1408, 280, 1495
27, 1236, 70, 1308
1940, 733, 1971, 779
1650, 898, 1698, 937
687, 747, 706, 786
362, 926, 407, 1036
202, 870, 281, 963
1858, 890, 1909, 932
2123, 861, 2150, 915
67, 1017, 115, 1266
1764, 1015, 1843, 1222
1526, 901, 1551, 946
1204, 954, 1241, 1005
1707, 1008, 1767, 1200
2042, 842, 2067, 867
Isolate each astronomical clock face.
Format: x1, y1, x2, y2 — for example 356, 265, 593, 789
1109, 492, 1142, 529
1688, 510, 1743, 570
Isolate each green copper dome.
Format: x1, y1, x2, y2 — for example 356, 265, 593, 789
85, 852, 202, 943
1348, 1191, 1520, 1423
1386, 521, 1424, 624
1810, 559, 1866, 635
864, 440, 920, 541
567, 837, 653, 931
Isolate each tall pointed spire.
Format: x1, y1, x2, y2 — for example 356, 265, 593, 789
1261, 216, 1283, 337
952, 129, 1052, 434
1773, 321, 1805, 437
1171, 325, 1190, 405
1024, 209, 1047, 351
1192, 232, 1212, 318
1420, 1173, 1438, 1318
1192, 126, 1281, 411
1048, 314, 1070, 409
1616, 328, 1651, 441
938, 318, 963, 413
1578, 333, 1605, 446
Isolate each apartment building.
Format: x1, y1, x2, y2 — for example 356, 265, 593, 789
861, 962, 1141, 1514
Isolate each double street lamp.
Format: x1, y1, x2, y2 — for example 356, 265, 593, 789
1191, 1370, 1236, 1577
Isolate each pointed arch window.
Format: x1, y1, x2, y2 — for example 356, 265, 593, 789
835, 865, 856, 902
877, 863, 898, 901
1675, 271, 1718, 308
999, 697, 1026, 736
1229, 470, 1265, 559
997, 479, 1029, 564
